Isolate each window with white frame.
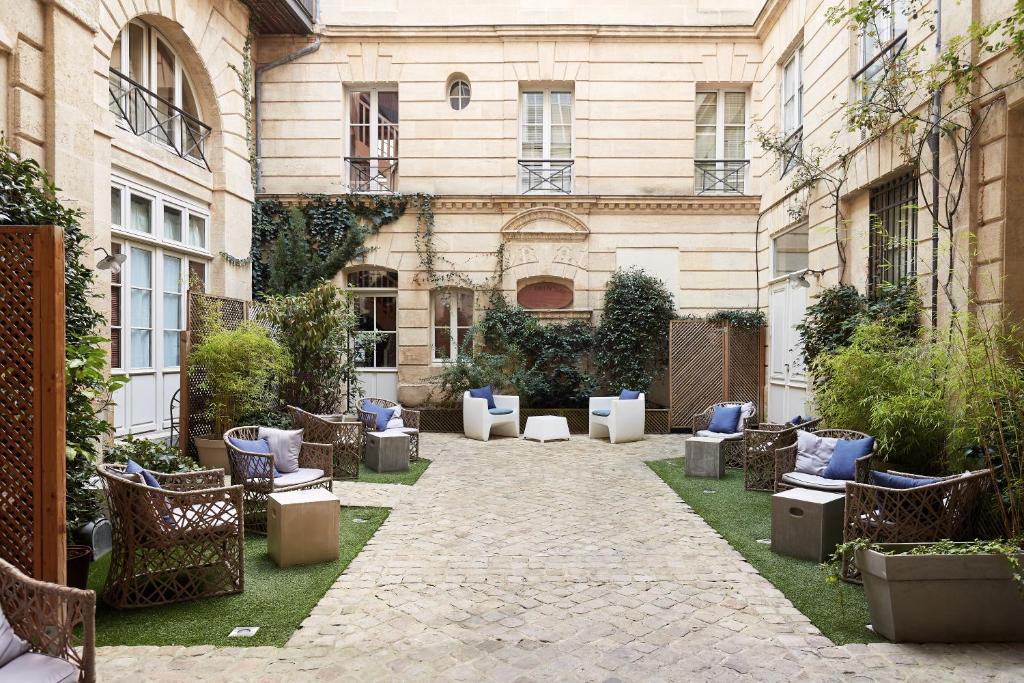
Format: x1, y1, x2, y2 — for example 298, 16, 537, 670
432, 290, 474, 362
347, 268, 398, 369
519, 89, 573, 194
780, 48, 803, 176
346, 88, 399, 192
695, 90, 748, 194
855, 0, 908, 101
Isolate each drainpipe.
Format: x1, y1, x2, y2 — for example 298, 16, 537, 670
254, 6, 322, 193
929, 0, 942, 329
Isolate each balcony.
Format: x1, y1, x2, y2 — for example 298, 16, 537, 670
108, 69, 211, 170
781, 127, 803, 177
694, 159, 750, 195
518, 160, 573, 195
345, 157, 398, 193
241, 0, 317, 34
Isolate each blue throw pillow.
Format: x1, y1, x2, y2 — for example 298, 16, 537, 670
228, 437, 273, 478
619, 390, 641, 400
375, 406, 396, 431
823, 436, 875, 481
707, 405, 742, 434
790, 415, 804, 425
869, 470, 942, 489
125, 459, 161, 489
488, 407, 513, 415
469, 385, 496, 410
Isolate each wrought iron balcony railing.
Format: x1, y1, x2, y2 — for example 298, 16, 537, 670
346, 157, 399, 193
108, 68, 210, 170
518, 160, 573, 194
695, 159, 750, 195
781, 126, 803, 177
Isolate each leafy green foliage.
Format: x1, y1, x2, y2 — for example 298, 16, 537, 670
188, 318, 291, 436
258, 281, 369, 413
593, 268, 675, 394
1, 141, 125, 531
106, 435, 197, 473
704, 310, 767, 330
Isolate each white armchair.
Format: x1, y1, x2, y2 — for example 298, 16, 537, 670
588, 394, 645, 444
463, 391, 520, 441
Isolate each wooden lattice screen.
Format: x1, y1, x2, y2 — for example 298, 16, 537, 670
668, 320, 765, 430
0, 226, 66, 583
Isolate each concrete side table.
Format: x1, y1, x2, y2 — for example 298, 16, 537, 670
365, 431, 410, 472
771, 488, 846, 562
523, 416, 571, 443
685, 437, 726, 478
268, 489, 340, 568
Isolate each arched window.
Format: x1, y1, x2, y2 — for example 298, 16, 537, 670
108, 20, 208, 165
432, 289, 474, 361
448, 79, 471, 111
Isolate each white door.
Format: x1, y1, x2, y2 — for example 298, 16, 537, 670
768, 274, 809, 423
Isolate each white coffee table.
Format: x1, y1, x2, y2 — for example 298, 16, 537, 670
523, 416, 570, 443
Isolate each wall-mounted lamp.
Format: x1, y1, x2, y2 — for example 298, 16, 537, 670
788, 268, 825, 289
94, 247, 127, 274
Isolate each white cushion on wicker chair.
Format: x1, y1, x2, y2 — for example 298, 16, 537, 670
272, 468, 325, 487
780, 471, 848, 491
0, 652, 78, 683
695, 430, 743, 440
384, 427, 418, 436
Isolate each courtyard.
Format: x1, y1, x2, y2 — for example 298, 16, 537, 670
96, 433, 1024, 681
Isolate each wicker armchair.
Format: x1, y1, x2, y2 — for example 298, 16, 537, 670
841, 468, 993, 582
288, 406, 363, 479
96, 463, 244, 609
0, 558, 95, 682
691, 402, 757, 468
356, 397, 420, 461
743, 418, 823, 491
774, 428, 874, 493
223, 426, 333, 534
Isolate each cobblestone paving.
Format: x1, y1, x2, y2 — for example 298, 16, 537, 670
99, 433, 1024, 681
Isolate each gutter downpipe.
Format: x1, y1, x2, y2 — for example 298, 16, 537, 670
929, 0, 942, 329
254, 4, 322, 193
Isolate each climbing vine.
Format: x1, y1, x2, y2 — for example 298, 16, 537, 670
228, 23, 256, 189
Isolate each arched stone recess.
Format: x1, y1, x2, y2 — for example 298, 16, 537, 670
500, 207, 590, 300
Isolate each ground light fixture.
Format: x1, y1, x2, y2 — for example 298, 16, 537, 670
94, 246, 127, 273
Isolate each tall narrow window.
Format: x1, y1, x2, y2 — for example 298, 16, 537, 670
129, 246, 153, 368
163, 205, 183, 242
432, 290, 473, 361
868, 172, 918, 294
111, 187, 123, 228
519, 89, 573, 194
110, 243, 123, 369
855, 0, 908, 101
346, 88, 399, 192
348, 269, 399, 369
130, 194, 153, 234
694, 91, 748, 194
188, 213, 206, 249
781, 48, 803, 176
162, 255, 183, 367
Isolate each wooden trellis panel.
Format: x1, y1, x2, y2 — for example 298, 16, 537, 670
0, 226, 66, 583
668, 320, 764, 430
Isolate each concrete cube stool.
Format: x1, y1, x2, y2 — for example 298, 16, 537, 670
523, 416, 571, 443
268, 489, 340, 568
365, 431, 410, 472
771, 488, 845, 562
685, 437, 726, 478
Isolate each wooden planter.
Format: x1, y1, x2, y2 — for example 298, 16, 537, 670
419, 407, 670, 435
857, 543, 1024, 643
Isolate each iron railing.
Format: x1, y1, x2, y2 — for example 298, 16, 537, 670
108, 69, 210, 170
345, 157, 399, 193
781, 126, 803, 177
695, 159, 750, 195
518, 160, 573, 194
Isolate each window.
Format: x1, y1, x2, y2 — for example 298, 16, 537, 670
188, 213, 206, 249
347, 269, 398, 288
780, 48, 803, 176
348, 269, 398, 369
695, 90, 748, 194
111, 187, 123, 228
129, 246, 153, 369
432, 290, 473, 361
868, 172, 918, 294
110, 243, 123, 369
163, 205, 183, 242
108, 19, 207, 164
448, 79, 471, 110
519, 89, 573, 194
346, 88, 399, 192
855, 0, 908, 101
773, 223, 809, 278
130, 194, 153, 234
162, 255, 184, 367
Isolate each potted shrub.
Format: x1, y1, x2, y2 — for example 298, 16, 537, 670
188, 320, 290, 469
829, 539, 1024, 642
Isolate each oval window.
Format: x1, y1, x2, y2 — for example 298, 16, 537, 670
517, 281, 573, 309
448, 79, 471, 110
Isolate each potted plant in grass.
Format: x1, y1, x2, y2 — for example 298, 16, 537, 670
188, 318, 290, 469
825, 538, 1024, 643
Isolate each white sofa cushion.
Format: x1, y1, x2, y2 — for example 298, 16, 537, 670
0, 652, 78, 683
0, 606, 28, 668
780, 471, 848, 491
695, 430, 743, 440
386, 404, 404, 429
794, 430, 839, 475
258, 427, 303, 473
273, 468, 325, 487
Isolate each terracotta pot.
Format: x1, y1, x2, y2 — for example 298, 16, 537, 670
857, 543, 1024, 642
195, 436, 229, 471
66, 544, 92, 590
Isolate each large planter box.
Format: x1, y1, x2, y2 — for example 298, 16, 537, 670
857, 543, 1024, 643
419, 407, 670, 435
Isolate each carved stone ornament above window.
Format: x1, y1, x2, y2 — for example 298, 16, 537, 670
500, 207, 589, 242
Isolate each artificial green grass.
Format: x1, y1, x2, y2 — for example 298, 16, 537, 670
89, 506, 389, 647
356, 457, 431, 485
646, 458, 881, 645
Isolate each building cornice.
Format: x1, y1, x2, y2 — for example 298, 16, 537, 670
320, 23, 759, 42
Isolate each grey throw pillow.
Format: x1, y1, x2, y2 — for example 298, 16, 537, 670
794, 430, 839, 476
258, 427, 303, 474
0, 605, 29, 668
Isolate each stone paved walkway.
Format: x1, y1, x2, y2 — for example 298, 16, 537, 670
99, 433, 1024, 681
